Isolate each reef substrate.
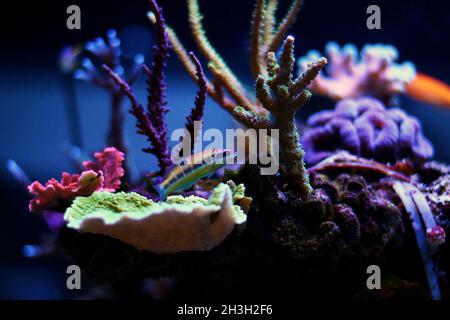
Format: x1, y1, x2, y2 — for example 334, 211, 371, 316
56, 159, 449, 300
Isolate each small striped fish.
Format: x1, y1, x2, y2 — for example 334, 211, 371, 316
155, 149, 235, 201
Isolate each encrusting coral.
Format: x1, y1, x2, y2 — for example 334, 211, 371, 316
28, 147, 125, 213
298, 42, 416, 104
27, 0, 250, 258
302, 97, 434, 165
64, 181, 249, 254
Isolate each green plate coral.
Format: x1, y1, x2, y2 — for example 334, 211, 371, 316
64, 181, 250, 254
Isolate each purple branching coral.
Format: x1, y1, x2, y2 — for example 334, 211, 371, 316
233, 36, 327, 197
102, 65, 168, 174
99, 0, 172, 174
102, 1, 209, 174
184, 52, 207, 152
142, 0, 172, 170
297, 43, 416, 104
302, 97, 434, 165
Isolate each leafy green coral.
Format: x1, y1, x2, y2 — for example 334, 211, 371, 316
65, 191, 155, 220
64, 181, 250, 254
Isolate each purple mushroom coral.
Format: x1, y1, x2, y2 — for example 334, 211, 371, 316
301, 97, 434, 165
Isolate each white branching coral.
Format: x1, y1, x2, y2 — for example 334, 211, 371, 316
64, 181, 250, 254
297, 42, 416, 103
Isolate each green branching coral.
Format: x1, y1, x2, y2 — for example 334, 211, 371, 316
150, 0, 326, 198
234, 36, 327, 197
64, 181, 250, 254
154, 0, 305, 116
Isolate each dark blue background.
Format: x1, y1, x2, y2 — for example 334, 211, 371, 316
1, 0, 449, 299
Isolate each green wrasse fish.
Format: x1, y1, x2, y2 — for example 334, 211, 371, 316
155, 149, 235, 201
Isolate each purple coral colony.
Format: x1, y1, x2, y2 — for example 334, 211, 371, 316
10, 0, 450, 300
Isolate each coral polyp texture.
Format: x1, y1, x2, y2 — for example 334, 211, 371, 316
64, 182, 249, 254
301, 97, 434, 165
28, 147, 125, 212
233, 36, 327, 197
298, 43, 416, 103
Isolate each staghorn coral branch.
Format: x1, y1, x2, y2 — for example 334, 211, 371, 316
250, 0, 266, 80
184, 52, 208, 151
156, 0, 278, 118
276, 35, 295, 85
102, 65, 171, 172
155, 20, 238, 113
266, 52, 279, 78
164, 24, 198, 76
208, 63, 259, 113
292, 90, 312, 112
255, 76, 274, 111
212, 76, 226, 105
187, 0, 245, 92
233, 106, 272, 129
266, 0, 303, 54
263, 0, 278, 47
187, 0, 262, 114
235, 36, 326, 197
292, 57, 327, 95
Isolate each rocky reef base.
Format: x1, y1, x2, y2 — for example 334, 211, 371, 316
57, 162, 450, 300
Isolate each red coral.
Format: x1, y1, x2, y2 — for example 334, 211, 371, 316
83, 147, 125, 191
28, 147, 125, 213
28, 170, 104, 212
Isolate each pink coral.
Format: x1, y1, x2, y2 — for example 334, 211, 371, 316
297, 43, 416, 103
83, 147, 125, 191
28, 147, 125, 212
28, 171, 104, 212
